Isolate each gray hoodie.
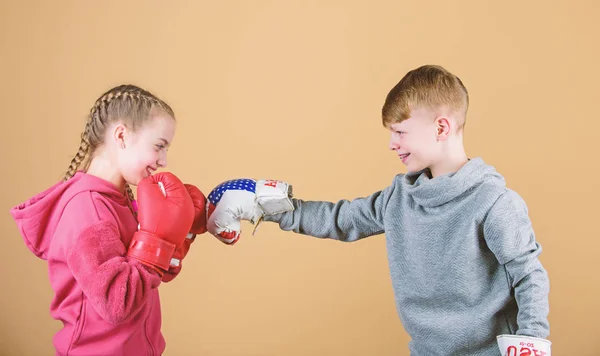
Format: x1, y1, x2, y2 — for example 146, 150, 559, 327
265, 157, 550, 355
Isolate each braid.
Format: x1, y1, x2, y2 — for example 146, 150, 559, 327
64, 119, 92, 181
125, 183, 135, 203
63, 90, 118, 181
101, 89, 140, 206
125, 183, 137, 218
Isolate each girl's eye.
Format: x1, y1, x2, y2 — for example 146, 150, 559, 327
155, 144, 165, 151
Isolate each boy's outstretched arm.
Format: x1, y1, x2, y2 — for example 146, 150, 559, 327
265, 190, 392, 242
483, 190, 551, 344
205, 178, 397, 244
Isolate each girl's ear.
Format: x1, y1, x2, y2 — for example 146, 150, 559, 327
112, 123, 128, 149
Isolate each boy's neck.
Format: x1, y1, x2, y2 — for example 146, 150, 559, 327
429, 145, 469, 178
86, 154, 126, 192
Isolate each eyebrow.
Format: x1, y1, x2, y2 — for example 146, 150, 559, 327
158, 138, 170, 145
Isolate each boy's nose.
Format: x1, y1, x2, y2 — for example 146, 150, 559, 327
389, 137, 400, 150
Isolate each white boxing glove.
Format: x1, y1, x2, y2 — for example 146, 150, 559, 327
206, 178, 294, 244
496, 334, 551, 356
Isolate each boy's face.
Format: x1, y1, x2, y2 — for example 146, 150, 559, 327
388, 107, 441, 173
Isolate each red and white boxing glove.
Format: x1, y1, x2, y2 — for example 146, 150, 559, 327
127, 172, 195, 276
168, 184, 207, 269
496, 335, 551, 356
206, 178, 294, 245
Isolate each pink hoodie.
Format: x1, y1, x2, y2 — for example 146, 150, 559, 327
10, 172, 172, 356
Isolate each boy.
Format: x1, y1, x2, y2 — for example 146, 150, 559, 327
206, 65, 551, 355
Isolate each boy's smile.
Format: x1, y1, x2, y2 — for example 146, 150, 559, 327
398, 152, 410, 164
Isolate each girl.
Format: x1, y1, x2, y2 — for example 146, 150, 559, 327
10, 84, 206, 356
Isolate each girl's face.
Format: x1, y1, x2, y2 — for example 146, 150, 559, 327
117, 114, 176, 186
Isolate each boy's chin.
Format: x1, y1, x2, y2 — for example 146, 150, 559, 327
405, 162, 429, 173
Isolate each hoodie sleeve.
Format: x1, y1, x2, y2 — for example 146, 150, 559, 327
483, 189, 550, 338
161, 265, 182, 283
263, 178, 397, 242
60, 193, 162, 324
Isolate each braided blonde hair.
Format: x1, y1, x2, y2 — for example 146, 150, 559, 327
64, 84, 175, 203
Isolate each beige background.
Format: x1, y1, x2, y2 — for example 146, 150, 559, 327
1, 1, 598, 355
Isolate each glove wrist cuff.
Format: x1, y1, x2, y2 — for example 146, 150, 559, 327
497, 334, 551, 355
255, 180, 294, 216
127, 231, 177, 272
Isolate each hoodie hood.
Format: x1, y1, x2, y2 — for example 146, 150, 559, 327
9, 172, 129, 260
404, 157, 506, 207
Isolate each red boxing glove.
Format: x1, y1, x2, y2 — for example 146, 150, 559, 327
168, 184, 207, 269
127, 172, 195, 276
187, 184, 208, 236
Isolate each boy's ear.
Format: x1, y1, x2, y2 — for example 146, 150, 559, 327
434, 117, 451, 141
